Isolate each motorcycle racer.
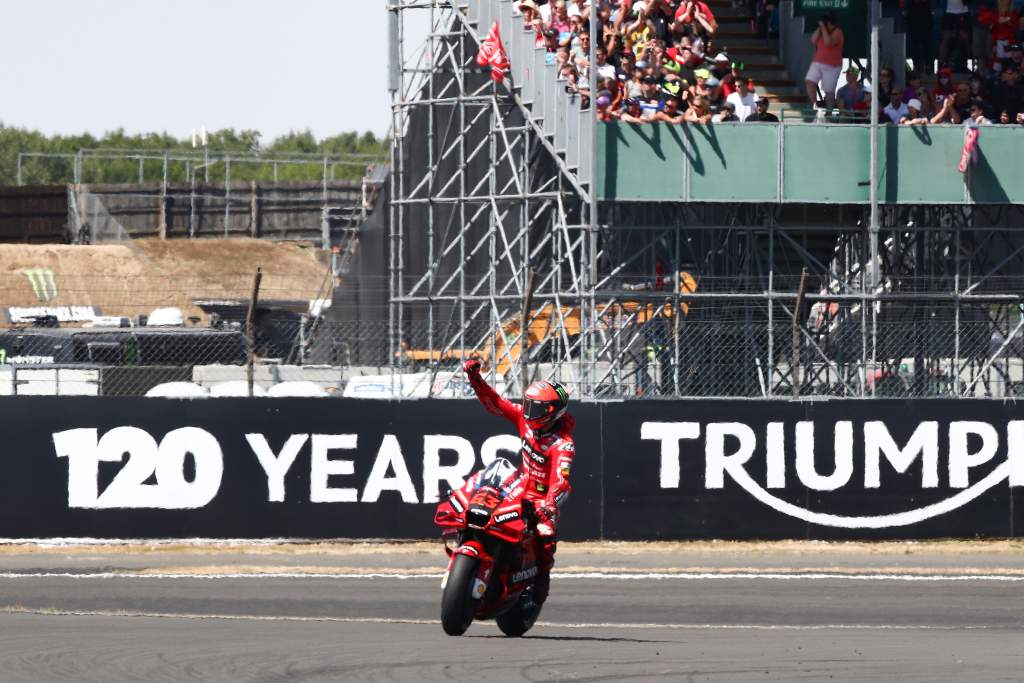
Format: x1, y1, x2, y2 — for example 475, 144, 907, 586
462, 358, 575, 607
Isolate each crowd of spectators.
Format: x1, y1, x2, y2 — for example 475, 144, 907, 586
514, 0, 782, 123
804, 1, 1024, 125
512, 0, 1024, 126
822, 44, 1024, 125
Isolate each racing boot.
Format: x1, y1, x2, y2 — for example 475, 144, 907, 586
533, 537, 557, 606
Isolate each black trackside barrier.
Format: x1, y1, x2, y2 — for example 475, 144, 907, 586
2, 397, 1023, 540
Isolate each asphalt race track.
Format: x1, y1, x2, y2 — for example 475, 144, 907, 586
0, 544, 1020, 682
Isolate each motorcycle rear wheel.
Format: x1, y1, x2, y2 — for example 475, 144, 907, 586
496, 587, 542, 637
441, 554, 479, 636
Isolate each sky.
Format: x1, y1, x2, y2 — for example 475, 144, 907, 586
0, 1, 423, 142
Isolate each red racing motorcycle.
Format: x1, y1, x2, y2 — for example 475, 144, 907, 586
434, 457, 542, 636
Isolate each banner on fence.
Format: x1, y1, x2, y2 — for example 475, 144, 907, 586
1, 397, 1021, 539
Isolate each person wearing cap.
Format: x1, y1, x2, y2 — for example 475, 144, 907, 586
725, 72, 757, 121
836, 67, 868, 111
898, 98, 929, 125
710, 52, 731, 81
660, 73, 685, 100
518, 0, 547, 48
713, 101, 740, 122
745, 96, 779, 122
639, 75, 665, 119
620, 98, 647, 123
689, 68, 713, 101
704, 75, 724, 108
595, 90, 617, 122
805, 12, 844, 110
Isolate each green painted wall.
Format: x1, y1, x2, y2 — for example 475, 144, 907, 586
597, 122, 1024, 204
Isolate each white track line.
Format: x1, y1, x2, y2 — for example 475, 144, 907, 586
0, 608, 1017, 630
0, 571, 1022, 582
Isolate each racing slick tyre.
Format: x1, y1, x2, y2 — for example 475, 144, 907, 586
441, 554, 479, 636
496, 586, 542, 637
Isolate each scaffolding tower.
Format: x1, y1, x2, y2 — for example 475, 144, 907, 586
388, 0, 1024, 400
388, 0, 599, 397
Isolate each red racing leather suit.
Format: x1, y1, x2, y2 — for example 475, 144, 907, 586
466, 371, 575, 603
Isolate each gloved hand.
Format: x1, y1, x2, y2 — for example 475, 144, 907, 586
463, 358, 482, 375
536, 505, 557, 537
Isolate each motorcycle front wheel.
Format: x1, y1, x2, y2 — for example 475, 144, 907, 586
441, 553, 479, 636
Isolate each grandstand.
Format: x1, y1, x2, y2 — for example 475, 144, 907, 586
1, 0, 1022, 400
386, 0, 1024, 400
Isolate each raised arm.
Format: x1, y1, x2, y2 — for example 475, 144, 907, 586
463, 359, 521, 423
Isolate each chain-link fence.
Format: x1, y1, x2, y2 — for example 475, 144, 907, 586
1, 265, 1023, 399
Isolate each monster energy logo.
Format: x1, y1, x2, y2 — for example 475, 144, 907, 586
21, 268, 58, 302
554, 384, 569, 403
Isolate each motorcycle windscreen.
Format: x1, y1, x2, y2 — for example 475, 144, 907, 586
476, 457, 518, 491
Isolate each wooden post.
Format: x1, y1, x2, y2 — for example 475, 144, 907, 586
246, 267, 263, 397
249, 181, 260, 237
791, 267, 808, 399
158, 153, 168, 239
519, 268, 536, 392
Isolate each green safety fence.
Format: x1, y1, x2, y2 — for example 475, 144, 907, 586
597, 121, 1024, 204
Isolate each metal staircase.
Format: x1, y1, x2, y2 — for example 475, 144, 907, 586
460, 0, 592, 188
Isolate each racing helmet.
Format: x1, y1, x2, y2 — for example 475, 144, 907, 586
522, 380, 569, 431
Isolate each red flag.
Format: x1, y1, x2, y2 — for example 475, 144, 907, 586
958, 126, 979, 174
476, 21, 510, 83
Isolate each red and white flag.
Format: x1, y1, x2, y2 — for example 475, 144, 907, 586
476, 21, 510, 83
958, 125, 979, 174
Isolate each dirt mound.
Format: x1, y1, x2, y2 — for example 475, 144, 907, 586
0, 238, 332, 323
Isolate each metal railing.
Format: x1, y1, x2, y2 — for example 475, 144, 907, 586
15, 148, 386, 187
2, 269, 1024, 399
